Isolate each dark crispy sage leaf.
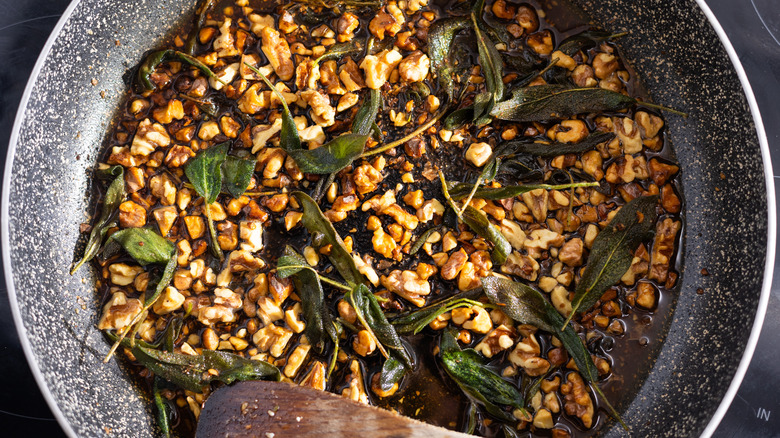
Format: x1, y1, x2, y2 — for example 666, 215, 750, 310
288, 133, 368, 174
349, 284, 413, 369
138, 50, 222, 92
185, 142, 228, 204
163, 316, 183, 352
439, 330, 524, 422
107, 228, 175, 266
500, 132, 615, 158
391, 288, 483, 336
504, 48, 544, 78
465, 402, 479, 434
380, 358, 406, 391
71, 166, 125, 274
557, 30, 625, 56
566, 195, 658, 322
133, 346, 280, 393
443, 106, 474, 130
428, 16, 470, 101
352, 89, 381, 136
221, 155, 256, 198
277, 246, 337, 353
145, 251, 178, 308
448, 181, 598, 201
490, 85, 637, 122
481, 276, 558, 333
185, 0, 214, 55
461, 206, 511, 265
153, 378, 173, 438
292, 191, 364, 287
315, 39, 365, 64
408, 225, 442, 256
471, 0, 504, 121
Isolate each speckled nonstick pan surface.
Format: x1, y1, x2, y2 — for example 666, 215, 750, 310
2, 0, 773, 437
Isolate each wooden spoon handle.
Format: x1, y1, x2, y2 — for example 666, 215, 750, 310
196, 380, 470, 438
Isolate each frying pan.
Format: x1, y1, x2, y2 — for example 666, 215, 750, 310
2, 0, 774, 436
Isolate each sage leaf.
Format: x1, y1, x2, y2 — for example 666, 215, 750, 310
221, 155, 256, 198
461, 206, 511, 265
314, 39, 366, 64
408, 225, 442, 257
448, 181, 599, 200
557, 30, 626, 56
288, 133, 368, 174
292, 191, 364, 287
471, 0, 504, 121
107, 228, 175, 266
277, 246, 338, 353
352, 89, 381, 136
71, 165, 125, 274
185, 0, 214, 55
138, 50, 223, 92
439, 329, 525, 422
153, 378, 173, 438
499, 131, 615, 158
349, 284, 413, 369
380, 358, 405, 391
428, 16, 470, 101
133, 346, 280, 393
443, 106, 474, 130
245, 63, 302, 152
491, 85, 636, 122
565, 195, 658, 325
185, 142, 228, 204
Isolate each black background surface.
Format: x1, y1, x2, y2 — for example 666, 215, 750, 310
1, 0, 778, 436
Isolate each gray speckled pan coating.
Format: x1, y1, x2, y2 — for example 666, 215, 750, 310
2, 0, 769, 437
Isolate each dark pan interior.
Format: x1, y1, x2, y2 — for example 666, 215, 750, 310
3, 0, 769, 437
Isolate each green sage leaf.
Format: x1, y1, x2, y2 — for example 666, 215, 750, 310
71, 166, 125, 274
391, 288, 484, 336
153, 378, 173, 438
277, 246, 338, 353
565, 195, 658, 323
428, 16, 470, 102
288, 133, 368, 174
448, 181, 599, 201
349, 284, 413, 369
107, 228, 175, 266
490, 85, 637, 122
481, 276, 559, 333
380, 358, 405, 391
461, 206, 511, 265
443, 106, 474, 130
185, 0, 214, 55
185, 142, 228, 204
292, 191, 364, 287
245, 63, 303, 152
314, 39, 366, 64
352, 89, 381, 136
499, 131, 615, 158
221, 155, 256, 198
408, 225, 441, 257
471, 0, 504, 121
439, 330, 524, 422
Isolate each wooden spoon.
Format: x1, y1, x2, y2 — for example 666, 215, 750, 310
196, 380, 471, 438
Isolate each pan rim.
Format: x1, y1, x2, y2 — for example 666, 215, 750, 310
693, 1, 776, 435
1, 0, 82, 437
1, 1, 774, 437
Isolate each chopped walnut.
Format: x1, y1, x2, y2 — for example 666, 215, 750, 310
119, 200, 147, 228
474, 324, 516, 358
97, 291, 142, 331
381, 270, 430, 307
252, 323, 293, 358
259, 27, 293, 81
648, 218, 680, 283
502, 252, 540, 281
131, 119, 170, 157
300, 90, 336, 127
561, 372, 595, 428
360, 49, 403, 89
524, 229, 565, 258
197, 288, 242, 326
398, 51, 430, 83
509, 328, 550, 376
342, 359, 370, 404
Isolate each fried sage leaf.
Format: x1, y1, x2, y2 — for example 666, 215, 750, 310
557, 29, 626, 56
499, 131, 616, 158
277, 246, 338, 353
408, 225, 442, 257
439, 329, 525, 422
352, 88, 381, 136
289, 133, 369, 174
138, 50, 222, 92
314, 39, 366, 64
71, 166, 125, 274
292, 191, 364, 287
153, 378, 173, 438
471, 0, 504, 122
461, 206, 511, 265
565, 195, 658, 325
245, 62, 302, 152
186, 142, 228, 204
221, 155, 256, 198
349, 284, 413, 369
491, 85, 636, 122
133, 346, 280, 393
380, 358, 406, 392
448, 181, 598, 201
107, 228, 175, 266
185, 0, 214, 55
428, 16, 470, 101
